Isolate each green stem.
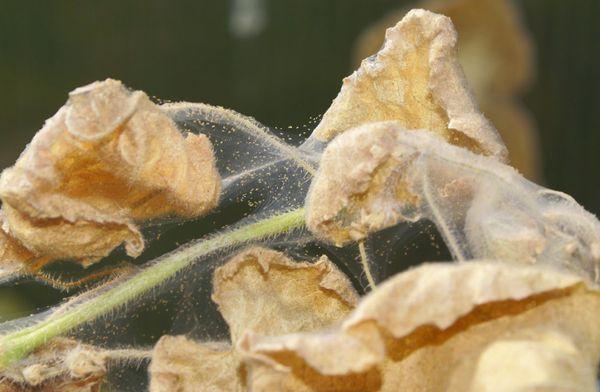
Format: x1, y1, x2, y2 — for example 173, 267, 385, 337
0, 208, 306, 369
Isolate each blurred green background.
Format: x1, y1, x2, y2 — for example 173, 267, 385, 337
0, 0, 598, 314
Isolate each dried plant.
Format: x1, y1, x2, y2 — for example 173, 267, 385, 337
0, 8, 598, 392
354, 0, 541, 180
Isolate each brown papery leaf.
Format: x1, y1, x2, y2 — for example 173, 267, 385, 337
213, 247, 358, 341
354, 0, 533, 98
426, 0, 540, 180
353, 0, 540, 180
149, 247, 358, 392
0, 338, 106, 392
149, 337, 240, 392
0, 79, 221, 269
306, 121, 418, 246
0, 213, 38, 271
422, 0, 534, 98
239, 261, 600, 391
305, 119, 600, 282
468, 330, 598, 391
312, 9, 506, 160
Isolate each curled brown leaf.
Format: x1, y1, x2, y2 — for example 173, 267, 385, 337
150, 337, 239, 392
468, 330, 598, 391
149, 247, 358, 392
0, 338, 106, 392
239, 262, 600, 391
213, 247, 358, 341
353, 0, 540, 179
0, 79, 221, 269
305, 121, 600, 283
306, 121, 418, 246
312, 9, 506, 160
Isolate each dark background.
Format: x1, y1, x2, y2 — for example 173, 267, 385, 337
0, 0, 598, 215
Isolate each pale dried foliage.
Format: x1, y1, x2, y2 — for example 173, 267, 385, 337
469, 331, 598, 392
311, 9, 506, 161
0, 6, 598, 392
150, 338, 238, 392
239, 262, 600, 391
0, 338, 106, 392
0, 79, 221, 269
444, 0, 541, 178
307, 122, 420, 246
354, 0, 540, 179
305, 122, 600, 281
149, 247, 358, 392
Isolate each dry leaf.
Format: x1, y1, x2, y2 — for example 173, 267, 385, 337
0, 338, 106, 392
213, 247, 358, 341
312, 9, 506, 161
354, 0, 533, 98
428, 0, 540, 180
0, 213, 38, 271
149, 247, 358, 392
306, 121, 419, 245
424, 0, 533, 97
239, 261, 600, 391
468, 330, 598, 391
149, 337, 240, 392
353, 0, 540, 180
305, 121, 600, 281
0, 79, 221, 269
